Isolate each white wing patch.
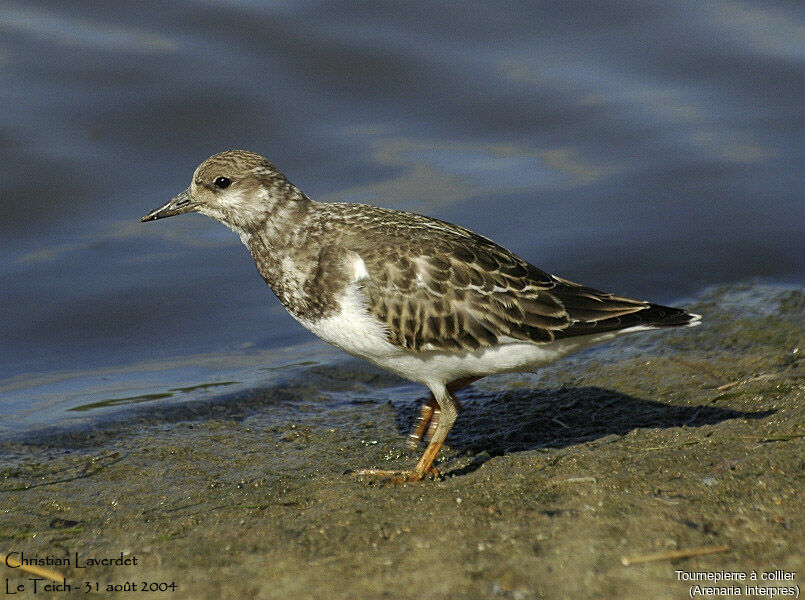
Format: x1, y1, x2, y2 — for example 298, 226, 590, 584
347, 251, 370, 282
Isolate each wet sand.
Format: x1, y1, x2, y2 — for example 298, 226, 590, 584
1, 284, 802, 599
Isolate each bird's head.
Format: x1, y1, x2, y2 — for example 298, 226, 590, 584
141, 150, 307, 234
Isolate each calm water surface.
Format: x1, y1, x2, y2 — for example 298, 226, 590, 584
1, 1, 802, 438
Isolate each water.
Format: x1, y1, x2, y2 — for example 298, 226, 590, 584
1, 1, 802, 439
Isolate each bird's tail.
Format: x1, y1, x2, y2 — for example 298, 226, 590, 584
638, 304, 702, 328
553, 298, 702, 339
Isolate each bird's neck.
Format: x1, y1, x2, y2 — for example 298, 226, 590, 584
237, 197, 328, 317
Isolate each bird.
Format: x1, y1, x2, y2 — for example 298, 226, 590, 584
141, 150, 701, 482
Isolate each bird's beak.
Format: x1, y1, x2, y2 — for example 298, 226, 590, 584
141, 189, 197, 222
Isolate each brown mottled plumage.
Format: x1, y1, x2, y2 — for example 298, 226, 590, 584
297, 202, 693, 353
142, 150, 701, 482
324, 204, 670, 352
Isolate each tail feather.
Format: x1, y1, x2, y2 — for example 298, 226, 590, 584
644, 304, 702, 328
555, 303, 701, 339
548, 276, 701, 339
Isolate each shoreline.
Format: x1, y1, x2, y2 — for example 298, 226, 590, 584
1, 282, 802, 599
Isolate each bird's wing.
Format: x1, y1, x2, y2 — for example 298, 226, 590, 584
351, 221, 653, 352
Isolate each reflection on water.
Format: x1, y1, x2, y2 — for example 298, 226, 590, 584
0, 2, 175, 52
0, 1, 802, 435
0, 344, 334, 440
67, 381, 237, 412
68, 392, 175, 413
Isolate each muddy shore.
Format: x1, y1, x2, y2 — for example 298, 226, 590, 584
1, 283, 802, 599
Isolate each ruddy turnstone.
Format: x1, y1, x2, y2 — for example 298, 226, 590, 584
142, 150, 701, 482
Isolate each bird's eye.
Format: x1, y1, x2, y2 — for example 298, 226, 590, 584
214, 176, 231, 189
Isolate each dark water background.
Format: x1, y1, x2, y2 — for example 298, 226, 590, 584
1, 1, 802, 438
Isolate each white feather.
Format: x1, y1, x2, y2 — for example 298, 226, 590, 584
348, 252, 370, 282
293, 281, 396, 361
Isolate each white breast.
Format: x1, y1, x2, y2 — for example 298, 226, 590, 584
292, 281, 401, 363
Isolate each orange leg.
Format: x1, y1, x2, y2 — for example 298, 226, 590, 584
406, 394, 439, 449
354, 384, 461, 483
406, 377, 479, 449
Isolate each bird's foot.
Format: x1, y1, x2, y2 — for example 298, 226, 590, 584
348, 465, 441, 484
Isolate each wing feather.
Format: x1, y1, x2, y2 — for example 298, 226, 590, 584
334, 203, 693, 352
